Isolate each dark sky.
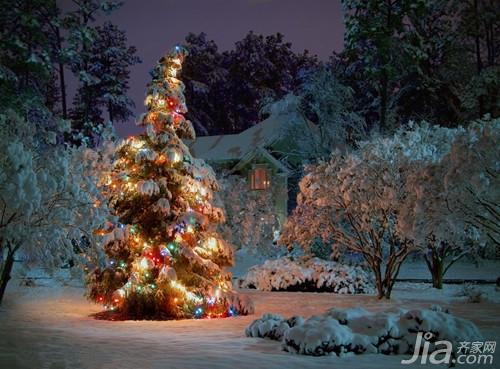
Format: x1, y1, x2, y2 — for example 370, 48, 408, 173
68, 0, 345, 137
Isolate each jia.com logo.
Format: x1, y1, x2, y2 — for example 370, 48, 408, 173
401, 331, 496, 365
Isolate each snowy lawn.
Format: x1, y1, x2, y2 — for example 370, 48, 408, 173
1, 281, 499, 369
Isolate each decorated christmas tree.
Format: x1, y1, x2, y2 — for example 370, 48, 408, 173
87, 46, 253, 320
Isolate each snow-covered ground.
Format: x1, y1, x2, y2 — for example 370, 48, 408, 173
1, 278, 499, 369
397, 259, 500, 281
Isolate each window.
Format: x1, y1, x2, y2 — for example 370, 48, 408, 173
250, 167, 271, 190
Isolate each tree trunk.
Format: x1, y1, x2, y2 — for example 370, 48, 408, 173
0, 249, 15, 306
379, 73, 388, 132
373, 262, 385, 299
473, 0, 484, 116
383, 277, 393, 299
431, 260, 444, 289
108, 101, 113, 124
383, 263, 397, 299
56, 27, 67, 119
425, 250, 444, 289
58, 61, 67, 119
473, 0, 483, 74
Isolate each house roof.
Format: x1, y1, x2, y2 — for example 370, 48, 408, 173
187, 111, 305, 161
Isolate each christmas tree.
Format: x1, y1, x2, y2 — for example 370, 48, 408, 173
88, 46, 252, 320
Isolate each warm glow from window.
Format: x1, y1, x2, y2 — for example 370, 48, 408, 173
250, 167, 271, 190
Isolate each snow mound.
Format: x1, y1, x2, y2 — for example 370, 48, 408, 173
238, 256, 374, 294
246, 306, 482, 356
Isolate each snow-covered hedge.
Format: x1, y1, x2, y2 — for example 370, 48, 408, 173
238, 256, 374, 294
246, 306, 482, 356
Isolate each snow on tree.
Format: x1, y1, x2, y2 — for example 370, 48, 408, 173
65, 2, 139, 143
0, 108, 110, 305
280, 122, 457, 298
218, 173, 281, 257
282, 119, 499, 294
298, 65, 366, 154
88, 21, 141, 124
86, 46, 253, 319
443, 117, 499, 248
280, 143, 414, 299
395, 125, 467, 289
396, 118, 499, 288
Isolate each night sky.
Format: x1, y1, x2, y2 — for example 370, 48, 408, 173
67, 0, 345, 137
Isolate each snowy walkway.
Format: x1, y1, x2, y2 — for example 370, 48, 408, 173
1, 282, 499, 369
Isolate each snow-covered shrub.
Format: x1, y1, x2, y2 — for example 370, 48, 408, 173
245, 313, 303, 341
246, 307, 483, 357
238, 256, 374, 294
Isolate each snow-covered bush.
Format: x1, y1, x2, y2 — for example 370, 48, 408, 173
246, 307, 483, 357
245, 313, 304, 341
238, 256, 374, 294
0, 109, 111, 304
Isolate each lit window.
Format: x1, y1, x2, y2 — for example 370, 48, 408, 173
250, 167, 271, 190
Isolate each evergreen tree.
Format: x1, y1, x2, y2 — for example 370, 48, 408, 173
298, 65, 366, 153
0, 0, 60, 110
182, 32, 226, 136
87, 46, 253, 319
65, 0, 133, 142
342, 0, 413, 132
182, 32, 317, 135
224, 32, 316, 132
457, 0, 500, 118
399, 0, 467, 126
72, 22, 140, 125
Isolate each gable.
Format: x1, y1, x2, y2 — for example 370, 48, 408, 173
232, 147, 290, 175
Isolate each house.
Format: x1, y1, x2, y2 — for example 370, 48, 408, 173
188, 100, 318, 225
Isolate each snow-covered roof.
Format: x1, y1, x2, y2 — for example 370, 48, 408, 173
187, 112, 305, 161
